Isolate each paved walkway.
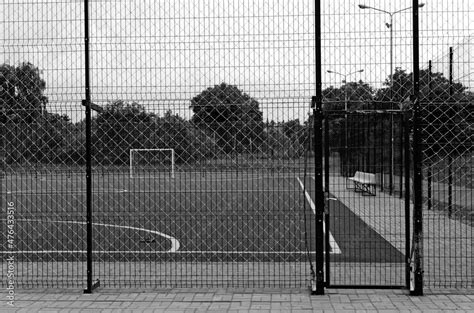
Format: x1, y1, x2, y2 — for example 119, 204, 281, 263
328, 175, 472, 289
3, 288, 474, 312
387, 173, 473, 210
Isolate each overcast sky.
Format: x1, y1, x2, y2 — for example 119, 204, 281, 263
1, 0, 472, 122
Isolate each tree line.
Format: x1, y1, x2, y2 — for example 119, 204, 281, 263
1, 62, 471, 168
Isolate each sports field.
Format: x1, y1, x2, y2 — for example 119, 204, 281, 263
2, 170, 403, 265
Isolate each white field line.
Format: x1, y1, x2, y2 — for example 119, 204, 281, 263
0, 218, 180, 253
0, 250, 319, 255
296, 177, 341, 254
0, 219, 319, 255
6, 189, 129, 195
12, 173, 304, 180
6, 188, 299, 195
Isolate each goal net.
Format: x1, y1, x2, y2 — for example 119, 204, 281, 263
129, 149, 175, 178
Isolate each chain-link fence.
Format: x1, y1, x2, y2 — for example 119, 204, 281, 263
2, 0, 316, 290
1, 0, 86, 288
420, 37, 473, 288
1, 0, 472, 292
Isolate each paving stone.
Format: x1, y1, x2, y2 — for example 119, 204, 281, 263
3, 288, 473, 312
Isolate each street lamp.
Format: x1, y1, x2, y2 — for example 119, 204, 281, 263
359, 3, 425, 193
327, 69, 364, 177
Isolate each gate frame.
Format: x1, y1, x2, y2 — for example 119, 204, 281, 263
317, 110, 412, 290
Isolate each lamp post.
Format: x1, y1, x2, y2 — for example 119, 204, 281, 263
359, 3, 425, 194
327, 69, 364, 177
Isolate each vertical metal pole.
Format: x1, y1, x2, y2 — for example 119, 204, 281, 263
380, 116, 385, 191
344, 77, 348, 177
129, 150, 133, 178
399, 114, 404, 198
448, 47, 453, 218
404, 110, 411, 288
324, 115, 330, 287
324, 117, 330, 195
312, 0, 324, 295
389, 14, 394, 195
83, 99, 92, 294
83, 0, 94, 294
411, 0, 423, 296
366, 115, 370, 172
312, 97, 325, 295
427, 60, 432, 210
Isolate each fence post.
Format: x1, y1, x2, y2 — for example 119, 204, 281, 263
311, 0, 325, 295
411, 0, 423, 296
448, 47, 454, 218
83, 0, 99, 294
427, 61, 432, 210
404, 110, 411, 289
312, 96, 325, 295
323, 111, 330, 287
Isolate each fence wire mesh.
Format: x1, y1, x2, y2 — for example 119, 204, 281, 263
1, 0, 473, 291
420, 33, 473, 288
2, 0, 316, 289
85, 0, 316, 289
1, 1, 86, 288
319, 0, 417, 287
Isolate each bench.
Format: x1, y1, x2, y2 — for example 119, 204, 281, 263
347, 171, 376, 196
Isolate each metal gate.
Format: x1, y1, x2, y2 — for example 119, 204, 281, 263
319, 110, 412, 288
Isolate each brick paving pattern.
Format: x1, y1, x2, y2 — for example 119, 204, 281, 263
2, 288, 473, 312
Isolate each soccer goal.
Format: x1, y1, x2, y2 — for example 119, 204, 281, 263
129, 149, 175, 178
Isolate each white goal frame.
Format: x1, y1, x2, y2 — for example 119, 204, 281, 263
129, 148, 175, 178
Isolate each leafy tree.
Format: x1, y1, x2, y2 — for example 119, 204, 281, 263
264, 124, 302, 159
374, 68, 413, 109
374, 67, 470, 156
93, 103, 218, 166
1, 63, 72, 167
1, 62, 47, 123
321, 80, 378, 176
322, 80, 374, 150
281, 119, 309, 154
419, 69, 470, 156
323, 80, 374, 111
94, 100, 156, 165
190, 83, 264, 153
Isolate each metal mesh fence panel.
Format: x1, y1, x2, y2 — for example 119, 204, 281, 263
420, 6, 473, 288
86, 0, 316, 288
320, 0, 415, 287
1, 0, 472, 292
322, 111, 409, 287
322, 0, 415, 193
1, 1, 86, 288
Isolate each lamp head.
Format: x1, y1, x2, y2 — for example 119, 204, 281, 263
419, 3, 426, 8
358, 4, 369, 9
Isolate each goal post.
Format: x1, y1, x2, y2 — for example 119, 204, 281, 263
129, 149, 175, 178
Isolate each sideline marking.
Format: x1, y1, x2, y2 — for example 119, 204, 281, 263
0, 250, 319, 255
296, 177, 341, 254
0, 218, 180, 253
5, 188, 299, 195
